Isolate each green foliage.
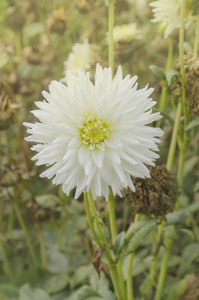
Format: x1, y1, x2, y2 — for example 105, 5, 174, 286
75, 286, 104, 300
113, 231, 125, 256
19, 284, 51, 300
177, 244, 199, 277
149, 65, 165, 79
123, 219, 157, 256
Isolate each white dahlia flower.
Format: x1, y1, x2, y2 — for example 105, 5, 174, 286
63, 39, 99, 75
150, 0, 194, 38
113, 23, 142, 43
24, 65, 163, 200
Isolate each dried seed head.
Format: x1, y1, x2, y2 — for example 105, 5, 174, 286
0, 81, 14, 130
125, 165, 179, 218
171, 52, 199, 115
23, 46, 42, 65
47, 9, 67, 34
26, 202, 51, 223
0, 165, 23, 187
6, 8, 25, 30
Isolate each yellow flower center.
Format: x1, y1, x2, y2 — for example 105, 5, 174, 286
81, 115, 109, 150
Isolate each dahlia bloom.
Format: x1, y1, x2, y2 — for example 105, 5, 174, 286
113, 23, 142, 43
150, 0, 194, 38
24, 65, 163, 200
63, 39, 99, 75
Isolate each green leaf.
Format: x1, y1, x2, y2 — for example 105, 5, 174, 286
75, 286, 104, 300
44, 274, 69, 294
166, 69, 180, 85
0, 52, 9, 68
0, 284, 19, 300
166, 211, 187, 226
167, 277, 188, 300
125, 220, 149, 241
178, 228, 195, 242
101, 222, 110, 243
123, 219, 157, 256
149, 65, 165, 79
194, 181, 199, 192
35, 194, 59, 209
186, 118, 199, 131
164, 226, 179, 240
113, 231, 125, 256
24, 22, 44, 38
140, 274, 153, 294
19, 284, 51, 300
178, 244, 199, 277
47, 250, 69, 273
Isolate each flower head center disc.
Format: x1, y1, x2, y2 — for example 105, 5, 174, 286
81, 115, 109, 150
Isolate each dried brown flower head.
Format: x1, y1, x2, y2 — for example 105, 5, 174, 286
77, 0, 95, 12
125, 165, 179, 218
47, 8, 67, 34
23, 46, 42, 65
6, 8, 25, 30
26, 202, 51, 223
171, 52, 199, 115
0, 80, 14, 130
0, 165, 23, 187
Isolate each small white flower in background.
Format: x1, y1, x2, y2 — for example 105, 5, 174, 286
150, 0, 194, 39
127, 0, 148, 12
24, 65, 163, 200
63, 39, 99, 76
113, 23, 143, 43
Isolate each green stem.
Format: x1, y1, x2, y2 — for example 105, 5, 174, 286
87, 190, 106, 245
154, 238, 172, 300
154, 3, 187, 299
108, 190, 127, 300
157, 35, 173, 127
127, 214, 140, 300
38, 224, 47, 269
0, 198, 4, 229
84, 192, 124, 300
108, 0, 114, 75
166, 101, 182, 171
179, 0, 187, 129
57, 218, 65, 251
194, 15, 199, 53
13, 203, 38, 268
84, 192, 102, 247
104, 251, 125, 300
0, 240, 15, 284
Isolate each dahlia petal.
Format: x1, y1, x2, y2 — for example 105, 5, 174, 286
24, 64, 163, 200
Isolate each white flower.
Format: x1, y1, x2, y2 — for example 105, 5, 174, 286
127, 0, 148, 12
150, 0, 194, 38
63, 39, 99, 75
113, 23, 142, 43
24, 65, 163, 200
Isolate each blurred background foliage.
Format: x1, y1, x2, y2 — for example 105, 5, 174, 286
0, 0, 199, 299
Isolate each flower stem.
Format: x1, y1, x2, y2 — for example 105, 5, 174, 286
154, 2, 187, 299
194, 15, 199, 53
108, 189, 127, 300
157, 35, 173, 127
166, 101, 182, 171
84, 192, 102, 247
13, 203, 38, 268
87, 190, 107, 245
127, 214, 140, 300
0, 240, 15, 284
83, 192, 124, 300
38, 224, 47, 269
108, 0, 114, 76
